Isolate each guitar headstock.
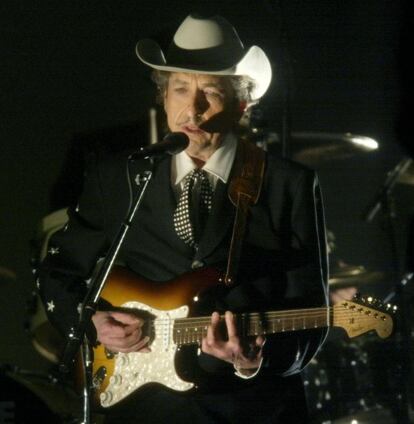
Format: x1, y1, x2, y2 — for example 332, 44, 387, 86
332, 296, 395, 339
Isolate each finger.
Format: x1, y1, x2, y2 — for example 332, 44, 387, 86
105, 335, 150, 353
211, 311, 220, 327
100, 321, 141, 339
210, 312, 221, 335
224, 311, 238, 339
109, 311, 143, 325
206, 312, 220, 345
343, 287, 358, 299
135, 336, 151, 352
121, 335, 150, 353
112, 327, 142, 346
255, 335, 266, 348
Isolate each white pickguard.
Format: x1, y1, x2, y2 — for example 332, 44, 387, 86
99, 301, 194, 407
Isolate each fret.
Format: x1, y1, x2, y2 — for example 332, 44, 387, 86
172, 308, 330, 346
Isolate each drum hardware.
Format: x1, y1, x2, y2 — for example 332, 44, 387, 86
395, 159, 414, 186
362, 157, 412, 223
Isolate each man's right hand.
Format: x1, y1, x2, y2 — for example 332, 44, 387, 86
91, 311, 150, 353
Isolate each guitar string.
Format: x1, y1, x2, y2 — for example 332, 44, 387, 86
172, 309, 389, 325
149, 309, 389, 325
147, 313, 389, 330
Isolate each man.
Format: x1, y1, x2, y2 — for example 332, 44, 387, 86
38, 14, 328, 423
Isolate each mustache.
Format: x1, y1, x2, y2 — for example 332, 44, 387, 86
199, 110, 235, 133
177, 116, 203, 127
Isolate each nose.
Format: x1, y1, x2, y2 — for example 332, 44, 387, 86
187, 90, 209, 120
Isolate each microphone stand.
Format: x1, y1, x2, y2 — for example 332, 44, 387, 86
59, 165, 153, 424
362, 157, 413, 423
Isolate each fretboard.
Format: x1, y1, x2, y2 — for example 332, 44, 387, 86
173, 307, 330, 346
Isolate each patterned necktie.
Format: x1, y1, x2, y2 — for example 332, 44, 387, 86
174, 169, 213, 248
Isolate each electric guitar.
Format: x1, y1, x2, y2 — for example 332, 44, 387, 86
87, 266, 394, 408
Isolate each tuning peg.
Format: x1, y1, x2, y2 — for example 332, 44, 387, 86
352, 292, 362, 301
359, 295, 376, 305
385, 303, 398, 313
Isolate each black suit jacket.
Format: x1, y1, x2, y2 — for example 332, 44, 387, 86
38, 143, 328, 421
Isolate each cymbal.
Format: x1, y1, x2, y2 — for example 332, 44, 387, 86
265, 131, 378, 167
291, 132, 378, 166
329, 261, 385, 288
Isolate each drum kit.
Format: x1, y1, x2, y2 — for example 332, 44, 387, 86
279, 131, 413, 423
1, 127, 413, 423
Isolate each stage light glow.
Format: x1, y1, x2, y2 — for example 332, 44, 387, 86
346, 133, 379, 150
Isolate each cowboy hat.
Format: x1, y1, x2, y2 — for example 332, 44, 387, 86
136, 14, 272, 101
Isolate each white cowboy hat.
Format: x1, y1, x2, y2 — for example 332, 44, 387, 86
136, 14, 272, 101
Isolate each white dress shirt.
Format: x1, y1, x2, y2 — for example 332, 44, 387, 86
171, 132, 238, 196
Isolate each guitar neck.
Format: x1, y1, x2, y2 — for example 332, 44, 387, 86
173, 307, 331, 346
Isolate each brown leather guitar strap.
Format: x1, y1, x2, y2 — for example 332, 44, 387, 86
222, 139, 265, 286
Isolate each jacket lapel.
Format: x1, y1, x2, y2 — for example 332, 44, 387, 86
129, 156, 182, 243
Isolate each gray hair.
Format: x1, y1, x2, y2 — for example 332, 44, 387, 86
151, 70, 256, 105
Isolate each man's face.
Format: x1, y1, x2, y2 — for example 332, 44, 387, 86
164, 72, 238, 161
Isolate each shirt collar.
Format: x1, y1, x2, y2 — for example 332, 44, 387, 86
173, 133, 237, 186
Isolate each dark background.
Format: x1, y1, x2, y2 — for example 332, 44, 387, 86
0, 0, 411, 421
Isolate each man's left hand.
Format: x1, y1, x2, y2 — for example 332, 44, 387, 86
201, 311, 265, 373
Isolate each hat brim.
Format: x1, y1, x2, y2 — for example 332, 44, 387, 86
136, 39, 272, 101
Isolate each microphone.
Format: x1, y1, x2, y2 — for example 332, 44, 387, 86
129, 132, 189, 160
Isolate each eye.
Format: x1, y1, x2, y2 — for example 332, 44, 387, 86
174, 87, 188, 94
204, 90, 224, 100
